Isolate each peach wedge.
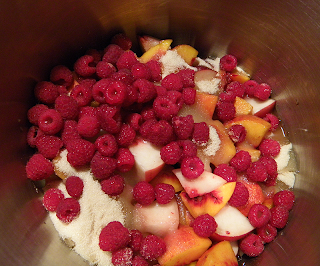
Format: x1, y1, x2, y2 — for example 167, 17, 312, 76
172, 44, 198, 65
139, 39, 173, 63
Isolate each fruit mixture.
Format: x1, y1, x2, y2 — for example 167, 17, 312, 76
26, 33, 297, 266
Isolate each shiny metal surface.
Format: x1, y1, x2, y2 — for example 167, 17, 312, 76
1, 0, 320, 265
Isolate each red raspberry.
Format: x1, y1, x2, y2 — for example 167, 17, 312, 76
226, 81, 245, 98
220, 54, 237, 72
177, 140, 198, 161
91, 152, 117, 179
50, 65, 74, 87
161, 73, 183, 91
36, 135, 63, 160
219, 91, 236, 103
74, 55, 96, 77
228, 181, 249, 207
99, 221, 130, 252
27, 104, 49, 125
248, 204, 271, 228
141, 105, 156, 121
167, 91, 184, 110
140, 235, 166, 261
146, 60, 162, 82
26, 153, 54, 181
131, 62, 152, 80
240, 233, 264, 257
116, 148, 135, 172
273, 190, 295, 211
259, 139, 281, 157
98, 105, 122, 134
96, 61, 116, 79
153, 96, 180, 121
123, 84, 138, 108
192, 122, 209, 145
160, 141, 182, 165
101, 174, 125, 196
116, 50, 139, 70
70, 83, 93, 107
126, 113, 143, 131
55, 95, 79, 120
181, 157, 204, 179
27, 126, 44, 148
156, 85, 168, 96
228, 124, 247, 143
259, 156, 278, 186
229, 150, 251, 172
172, 115, 194, 140
269, 205, 289, 229
38, 109, 64, 135
254, 83, 272, 101
129, 229, 143, 252
77, 115, 100, 138
111, 33, 133, 50
213, 164, 237, 182
66, 138, 96, 167
43, 188, 65, 212
243, 80, 259, 97
154, 183, 175, 204
246, 161, 268, 182
182, 87, 196, 105
34, 81, 59, 104
264, 113, 280, 131
92, 78, 113, 104
192, 214, 217, 238
133, 181, 155, 206
56, 198, 80, 223
106, 80, 128, 106
79, 78, 96, 89
133, 79, 157, 103
86, 49, 102, 64
116, 124, 136, 147
215, 101, 235, 122
112, 247, 133, 266
79, 106, 99, 118
256, 223, 278, 243
66, 176, 84, 198
103, 44, 124, 64
177, 68, 195, 88
95, 134, 118, 157
111, 68, 134, 86
132, 255, 148, 266
61, 120, 81, 146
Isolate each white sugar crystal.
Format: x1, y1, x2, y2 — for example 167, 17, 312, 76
275, 143, 292, 171
203, 125, 221, 157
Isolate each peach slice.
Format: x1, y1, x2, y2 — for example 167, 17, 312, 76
158, 225, 212, 266
172, 44, 198, 65
196, 241, 238, 266
180, 182, 236, 218
236, 140, 261, 162
150, 166, 183, 193
224, 115, 271, 147
244, 96, 276, 117
139, 39, 173, 63
195, 92, 219, 118
229, 69, 250, 84
138, 35, 161, 52
176, 194, 195, 226
234, 96, 253, 116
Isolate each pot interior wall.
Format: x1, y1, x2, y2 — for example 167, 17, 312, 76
1, 0, 320, 265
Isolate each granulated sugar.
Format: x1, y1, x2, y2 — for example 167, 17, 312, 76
203, 125, 221, 157
195, 79, 220, 95
49, 150, 125, 266
275, 143, 292, 171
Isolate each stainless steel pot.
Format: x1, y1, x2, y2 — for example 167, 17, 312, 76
1, 0, 319, 265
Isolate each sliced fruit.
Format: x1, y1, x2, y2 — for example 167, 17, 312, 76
236, 140, 261, 162
195, 92, 219, 118
172, 44, 199, 65
138, 35, 161, 52
244, 96, 276, 118
139, 39, 173, 63
150, 166, 183, 193
229, 71, 250, 84
234, 96, 253, 116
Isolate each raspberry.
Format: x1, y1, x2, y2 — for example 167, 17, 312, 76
116, 148, 135, 172
273, 190, 295, 211
246, 161, 268, 182
220, 54, 237, 72
90, 152, 117, 179
269, 205, 289, 229
259, 156, 278, 186
172, 115, 194, 140
86, 49, 102, 64
92, 78, 113, 104
181, 157, 204, 179
226, 81, 245, 98
126, 113, 142, 132
34, 81, 59, 105
167, 91, 184, 110
259, 139, 281, 157
192, 122, 209, 145
43, 188, 65, 212
106, 80, 128, 106
213, 164, 237, 182
132, 256, 148, 266
228, 182, 249, 207
256, 223, 278, 243
98, 105, 122, 134
133, 79, 157, 103
50, 65, 73, 87
240, 233, 264, 257
192, 214, 217, 238
36, 135, 63, 160
264, 113, 280, 131
228, 124, 247, 143
66, 176, 84, 198
129, 229, 143, 252
79, 78, 96, 89
141, 105, 156, 121
56, 198, 80, 223
177, 68, 195, 88
116, 124, 136, 147
101, 174, 125, 196
27, 104, 49, 125
177, 140, 198, 161
27, 126, 44, 148
66, 138, 96, 167
116, 50, 139, 70
140, 235, 166, 261
96, 61, 116, 79
70, 83, 93, 107
77, 115, 100, 138
111, 33, 133, 51
133, 181, 155, 206
146, 60, 162, 82
156, 85, 168, 96
215, 101, 235, 122
153, 96, 180, 121
248, 204, 271, 228
79, 106, 99, 118
182, 87, 196, 105
55, 95, 79, 120
131, 62, 152, 80
112, 247, 133, 266
254, 83, 272, 101
61, 120, 81, 146
111, 68, 134, 86
243, 80, 259, 97
154, 183, 175, 204
160, 141, 182, 165
57, 85, 68, 95
26, 153, 54, 181
38, 109, 64, 135
74, 55, 96, 77
219, 91, 236, 103
99, 221, 130, 252
103, 44, 124, 64
161, 73, 183, 91
229, 150, 251, 172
